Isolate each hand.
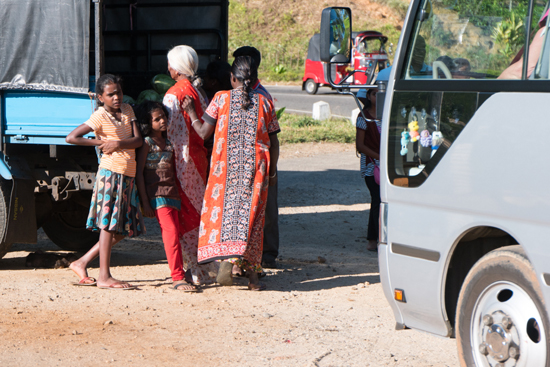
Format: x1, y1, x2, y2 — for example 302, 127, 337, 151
99, 140, 120, 154
181, 95, 195, 114
268, 172, 277, 186
142, 203, 155, 218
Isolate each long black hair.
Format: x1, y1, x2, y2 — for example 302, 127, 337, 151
95, 74, 122, 106
135, 101, 169, 138
231, 56, 258, 110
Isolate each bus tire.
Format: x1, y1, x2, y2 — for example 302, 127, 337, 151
0, 179, 12, 259
456, 245, 549, 367
305, 79, 318, 94
42, 211, 99, 252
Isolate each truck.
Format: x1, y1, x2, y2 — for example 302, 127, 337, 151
0, 0, 228, 258
320, 1, 550, 366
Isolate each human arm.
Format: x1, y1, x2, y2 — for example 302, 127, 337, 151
182, 95, 215, 140
268, 134, 279, 186
498, 26, 545, 79
100, 120, 143, 154
356, 127, 380, 160
65, 124, 103, 147
135, 140, 155, 218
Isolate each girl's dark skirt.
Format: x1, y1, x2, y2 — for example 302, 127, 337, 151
86, 168, 145, 237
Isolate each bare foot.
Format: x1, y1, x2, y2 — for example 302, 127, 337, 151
97, 277, 134, 289
184, 270, 197, 286
232, 264, 244, 276
367, 240, 378, 252
69, 260, 89, 281
247, 271, 266, 290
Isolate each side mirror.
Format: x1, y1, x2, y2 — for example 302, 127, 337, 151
320, 7, 352, 63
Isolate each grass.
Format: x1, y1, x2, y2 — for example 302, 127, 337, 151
278, 113, 355, 144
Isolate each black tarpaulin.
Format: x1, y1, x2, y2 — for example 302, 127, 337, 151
0, 0, 90, 93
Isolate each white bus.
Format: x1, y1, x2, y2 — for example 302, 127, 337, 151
321, 1, 550, 365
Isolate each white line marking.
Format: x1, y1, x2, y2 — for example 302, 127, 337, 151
280, 203, 370, 214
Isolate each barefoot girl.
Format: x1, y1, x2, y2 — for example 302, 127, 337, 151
66, 74, 144, 289
135, 101, 197, 291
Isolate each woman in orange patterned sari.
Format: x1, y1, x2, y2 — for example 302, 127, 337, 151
163, 45, 218, 285
183, 56, 280, 291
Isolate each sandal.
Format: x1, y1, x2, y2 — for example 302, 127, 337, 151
247, 282, 267, 291
216, 261, 233, 286
72, 277, 97, 286
173, 281, 199, 292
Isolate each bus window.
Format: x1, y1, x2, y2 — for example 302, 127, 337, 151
387, 91, 477, 187
402, 0, 546, 80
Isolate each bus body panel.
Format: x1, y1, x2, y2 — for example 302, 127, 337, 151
382, 92, 550, 335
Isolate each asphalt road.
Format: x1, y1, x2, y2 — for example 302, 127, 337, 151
265, 85, 361, 119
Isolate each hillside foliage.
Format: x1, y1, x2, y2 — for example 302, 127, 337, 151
228, 0, 410, 82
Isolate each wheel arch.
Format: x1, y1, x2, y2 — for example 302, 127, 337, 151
443, 225, 520, 336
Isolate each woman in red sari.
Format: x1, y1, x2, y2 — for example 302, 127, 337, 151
163, 45, 218, 285
183, 56, 280, 291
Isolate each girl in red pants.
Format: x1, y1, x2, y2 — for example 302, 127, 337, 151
135, 101, 197, 291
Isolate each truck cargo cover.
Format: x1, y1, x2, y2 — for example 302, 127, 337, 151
0, 0, 90, 94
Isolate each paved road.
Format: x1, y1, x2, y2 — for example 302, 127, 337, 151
265, 85, 361, 119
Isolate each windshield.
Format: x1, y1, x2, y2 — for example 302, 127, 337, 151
358, 38, 385, 54
403, 0, 547, 80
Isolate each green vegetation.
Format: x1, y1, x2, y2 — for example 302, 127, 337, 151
228, 0, 406, 83
278, 113, 355, 144
228, 1, 309, 82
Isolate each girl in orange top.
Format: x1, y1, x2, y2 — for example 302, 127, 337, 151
66, 74, 144, 290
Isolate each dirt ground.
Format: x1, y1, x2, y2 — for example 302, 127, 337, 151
0, 142, 459, 367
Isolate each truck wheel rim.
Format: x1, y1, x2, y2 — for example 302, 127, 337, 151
306, 81, 314, 92
471, 281, 546, 367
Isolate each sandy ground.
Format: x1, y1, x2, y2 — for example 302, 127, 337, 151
0, 142, 459, 367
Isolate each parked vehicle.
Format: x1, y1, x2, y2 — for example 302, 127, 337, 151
302, 31, 390, 94
0, 0, 228, 258
320, 2, 550, 366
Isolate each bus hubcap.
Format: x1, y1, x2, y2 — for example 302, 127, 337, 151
479, 312, 520, 365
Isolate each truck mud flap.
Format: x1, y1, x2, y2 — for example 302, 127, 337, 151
3, 178, 37, 244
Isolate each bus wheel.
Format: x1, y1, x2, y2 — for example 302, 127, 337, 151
42, 211, 99, 252
0, 179, 12, 258
305, 79, 318, 94
456, 245, 549, 367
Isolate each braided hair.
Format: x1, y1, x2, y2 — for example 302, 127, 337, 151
231, 56, 258, 110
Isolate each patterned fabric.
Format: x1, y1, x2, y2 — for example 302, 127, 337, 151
84, 103, 138, 177
144, 137, 174, 170
197, 89, 274, 269
143, 136, 180, 202
164, 78, 218, 284
86, 168, 144, 237
150, 197, 181, 211
356, 116, 381, 178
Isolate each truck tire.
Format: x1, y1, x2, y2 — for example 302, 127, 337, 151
456, 245, 549, 367
305, 79, 318, 94
0, 179, 12, 258
42, 211, 99, 252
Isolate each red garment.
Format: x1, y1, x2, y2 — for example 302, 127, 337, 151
197, 89, 279, 267
155, 207, 185, 281
165, 79, 208, 234
165, 79, 218, 284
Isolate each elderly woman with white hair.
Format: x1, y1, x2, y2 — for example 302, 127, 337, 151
163, 45, 218, 286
